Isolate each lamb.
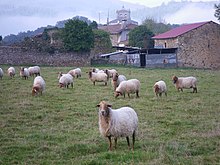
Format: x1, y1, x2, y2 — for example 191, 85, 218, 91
172, 76, 197, 93
20, 67, 29, 80
59, 73, 73, 88
97, 101, 138, 151
115, 79, 140, 98
105, 69, 117, 79
111, 73, 127, 91
88, 71, 108, 86
28, 66, 40, 77
153, 80, 167, 97
7, 67, 15, 78
68, 68, 81, 78
0, 68, 4, 79
32, 76, 46, 96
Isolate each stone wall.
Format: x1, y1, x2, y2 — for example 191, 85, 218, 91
0, 46, 90, 67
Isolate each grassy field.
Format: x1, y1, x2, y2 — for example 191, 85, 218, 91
0, 65, 220, 165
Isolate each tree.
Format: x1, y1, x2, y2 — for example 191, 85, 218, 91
90, 21, 98, 29
129, 25, 154, 49
214, 3, 220, 22
62, 19, 94, 52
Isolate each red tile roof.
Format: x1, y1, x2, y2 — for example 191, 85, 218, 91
152, 21, 211, 39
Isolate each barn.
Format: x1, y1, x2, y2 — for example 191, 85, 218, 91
152, 21, 220, 69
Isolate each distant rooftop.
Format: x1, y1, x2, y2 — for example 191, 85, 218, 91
152, 21, 212, 39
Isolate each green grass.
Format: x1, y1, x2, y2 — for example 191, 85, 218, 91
0, 65, 220, 164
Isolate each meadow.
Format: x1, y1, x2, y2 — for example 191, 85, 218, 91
0, 65, 220, 165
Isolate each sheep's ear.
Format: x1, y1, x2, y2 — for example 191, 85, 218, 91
96, 104, 100, 107
107, 104, 112, 108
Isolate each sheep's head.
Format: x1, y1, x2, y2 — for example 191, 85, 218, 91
114, 91, 122, 98
20, 67, 25, 71
59, 83, 65, 88
32, 86, 40, 96
88, 71, 92, 78
97, 101, 111, 117
154, 84, 159, 93
112, 73, 119, 82
172, 76, 178, 84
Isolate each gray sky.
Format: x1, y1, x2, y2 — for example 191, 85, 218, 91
0, 0, 219, 37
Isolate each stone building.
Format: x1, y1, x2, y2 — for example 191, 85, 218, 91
98, 6, 138, 46
152, 21, 220, 69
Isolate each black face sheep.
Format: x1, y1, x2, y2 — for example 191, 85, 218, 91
7, 67, 15, 78
20, 67, 30, 80
172, 76, 197, 93
153, 80, 167, 97
32, 76, 46, 96
115, 79, 140, 98
59, 73, 73, 88
112, 73, 127, 91
97, 101, 138, 151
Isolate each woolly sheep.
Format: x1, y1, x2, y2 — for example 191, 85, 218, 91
88, 71, 108, 86
172, 76, 197, 93
115, 79, 140, 98
111, 73, 127, 91
92, 68, 104, 73
32, 76, 46, 96
68, 68, 81, 78
105, 69, 117, 79
20, 67, 29, 80
153, 80, 167, 97
0, 68, 4, 79
7, 67, 15, 78
28, 66, 40, 77
59, 73, 73, 88
97, 101, 138, 150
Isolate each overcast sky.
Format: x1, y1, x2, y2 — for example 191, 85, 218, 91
0, 0, 219, 38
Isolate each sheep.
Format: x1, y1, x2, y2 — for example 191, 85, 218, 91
32, 76, 46, 96
153, 80, 167, 97
0, 68, 4, 79
111, 73, 127, 91
105, 69, 117, 79
92, 68, 104, 73
97, 101, 138, 151
28, 66, 40, 77
7, 67, 15, 78
88, 71, 108, 86
20, 67, 29, 80
68, 68, 82, 78
59, 73, 73, 88
172, 76, 197, 93
115, 79, 140, 98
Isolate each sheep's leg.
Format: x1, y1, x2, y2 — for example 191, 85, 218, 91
71, 83, 73, 88
107, 136, 112, 151
136, 91, 139, 98
114, 137, 117, 149
180, 88, 183, 92
126, 136, 130, 150
128, 93, 130, 98
193, 87, 197, 93
93, 81, 95, 86
132, 131, 135, 151
159, 93, 162, 97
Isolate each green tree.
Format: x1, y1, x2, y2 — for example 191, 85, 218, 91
90, 21, 98, 29
214, 3, 220, 22
62, 19, 94, 52
129, 25, 154, 48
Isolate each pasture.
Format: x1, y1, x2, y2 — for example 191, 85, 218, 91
0, 65, 220, 164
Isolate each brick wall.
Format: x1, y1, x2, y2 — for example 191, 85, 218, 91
0, 46, 90, 67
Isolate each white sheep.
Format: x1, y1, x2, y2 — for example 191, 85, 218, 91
59, 73, 73, 88
88, 70, 108, 86
68, 68, 81, 78
111, 73, 127, 91
7, 67, 15, 78
153, 80, 167, 97
20, 67, 30, 80
97, 101, 138, 150
105, 69, 117, 79
28, 66, 40, 77
32, 76, 46, 96
0, 68, 4, 79
115, 79, 140, 98
172, 76, 197, 93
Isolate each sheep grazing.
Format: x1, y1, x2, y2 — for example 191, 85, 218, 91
153, 80, 167, 97
172, 76, 197, 93
7, 67, 15, 78
59, 73, 73, 88
111, 73, 127, 91
105, 69, 117, 79
97, 101, 138, 151
88, 70, 108, 86
32, 76, 46, 96
28, 66, 40, 77
68, 68, 82, 78
20, 67, 30, 80
0, 68, 4, 79
115, 79, 140, 98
